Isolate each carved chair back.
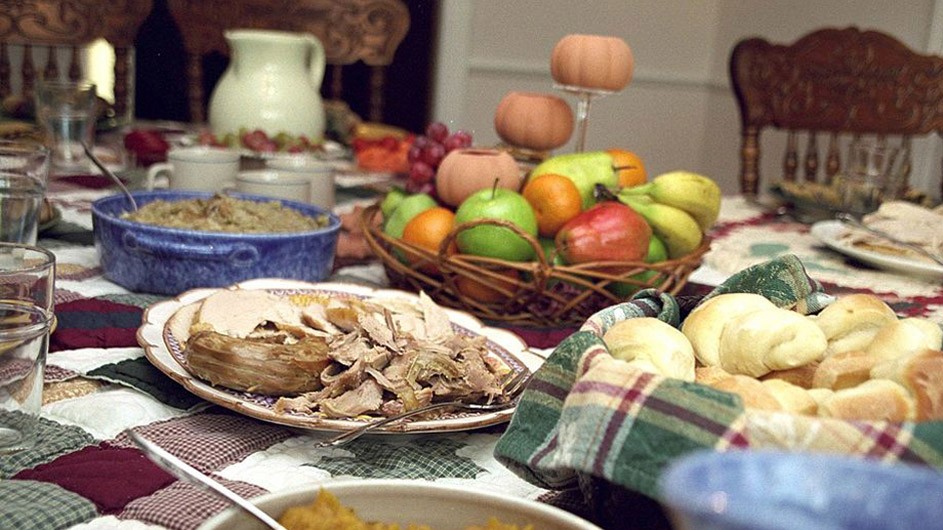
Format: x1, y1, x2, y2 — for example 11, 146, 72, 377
166, 0, 410, 123
0, 0, 153, 120
730, 26, 943, 198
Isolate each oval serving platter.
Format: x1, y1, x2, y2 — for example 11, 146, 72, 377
137, 279, 543, 434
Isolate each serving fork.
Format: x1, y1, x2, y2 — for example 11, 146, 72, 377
315, 369, 533, 447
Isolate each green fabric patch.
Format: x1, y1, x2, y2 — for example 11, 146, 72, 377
315, 437, 484, 480
100, 292, 168, 309
0, 480, 98, 530
87, 358, 204, 410
1, 415, 96, 479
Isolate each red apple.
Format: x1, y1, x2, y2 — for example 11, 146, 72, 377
555, 201, 651, 263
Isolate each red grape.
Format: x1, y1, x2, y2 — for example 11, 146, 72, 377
420, 143, 446, 167
425, 122, 449, 143
412, 135, 430, 150
408, 161, 435, 184
443, 135, 465, 153
451, 130, 473, 148
407, 144, 422, 163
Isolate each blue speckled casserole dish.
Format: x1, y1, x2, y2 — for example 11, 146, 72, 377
92, 190, 341, 295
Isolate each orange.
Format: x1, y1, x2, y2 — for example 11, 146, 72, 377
400, 207, 458, 274
521, 173, 583, 238
455, 268, 521, 303
607, 149, 647, 187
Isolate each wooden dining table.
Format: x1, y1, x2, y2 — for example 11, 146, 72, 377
3, 164, 942, 530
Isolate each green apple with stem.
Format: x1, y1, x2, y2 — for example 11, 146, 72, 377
454, 181, 538, 262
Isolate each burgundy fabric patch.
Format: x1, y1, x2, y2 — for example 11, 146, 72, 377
50, 298, 143, 351
54, 175, 117, 190
504, 326, 579, 350
13, 445, 175, 514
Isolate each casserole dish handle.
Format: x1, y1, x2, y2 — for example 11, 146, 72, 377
122, 232, 260, 267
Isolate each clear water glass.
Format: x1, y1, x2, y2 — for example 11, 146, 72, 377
0, 141, 50, 244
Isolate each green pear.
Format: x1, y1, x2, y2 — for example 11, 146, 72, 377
380, 187, 408, 219
382, 193, 437, 239
529, 151, 619, 209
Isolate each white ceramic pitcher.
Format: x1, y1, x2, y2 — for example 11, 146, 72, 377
208, 29, 326, 141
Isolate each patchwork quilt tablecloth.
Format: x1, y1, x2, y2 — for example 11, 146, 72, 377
5, 182, 942, 530
3, 181, 568, 530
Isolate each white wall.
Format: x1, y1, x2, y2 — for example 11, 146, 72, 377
432, 0, 940, 198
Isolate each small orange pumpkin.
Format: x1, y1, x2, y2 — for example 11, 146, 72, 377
435, 148, 523, 208
550, 34, 634, 92
494, 91, 574, 151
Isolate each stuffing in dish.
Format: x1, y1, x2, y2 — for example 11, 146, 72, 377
121, 194, 329, 233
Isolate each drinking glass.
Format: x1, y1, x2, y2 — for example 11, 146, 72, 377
0, 141, 50, 244
837, 140, 907, 216
0, 243, 55, 454
34, 80, 99, 172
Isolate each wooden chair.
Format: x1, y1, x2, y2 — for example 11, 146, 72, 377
729, 26, 943, 199
165, 0, 410, 124
0, 0, 153, 120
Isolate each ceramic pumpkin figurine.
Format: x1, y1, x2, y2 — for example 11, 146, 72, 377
434, 148, 523, 207
550, 34, 634, 92
494, 91, 574, 152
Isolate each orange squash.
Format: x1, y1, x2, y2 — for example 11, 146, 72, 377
550, 34, 634, 92
434, 148, 523, 208
494, 91, 574, 151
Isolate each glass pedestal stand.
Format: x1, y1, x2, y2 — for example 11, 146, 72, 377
555, 84, 617, 152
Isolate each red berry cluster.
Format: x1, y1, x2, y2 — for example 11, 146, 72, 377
406, 122, 473, 193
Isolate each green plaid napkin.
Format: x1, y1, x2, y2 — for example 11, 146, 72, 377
495, 255, 943, 499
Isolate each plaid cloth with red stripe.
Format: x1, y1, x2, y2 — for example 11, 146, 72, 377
495, 255, 943, 500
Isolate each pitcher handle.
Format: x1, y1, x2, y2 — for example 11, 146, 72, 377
307, 34, 326, 94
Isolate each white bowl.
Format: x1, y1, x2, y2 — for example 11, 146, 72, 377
199, 479, 601, 530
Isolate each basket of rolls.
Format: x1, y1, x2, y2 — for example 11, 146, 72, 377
494, 254, 943, 530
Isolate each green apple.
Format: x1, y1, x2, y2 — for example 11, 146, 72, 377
454, 188, 538, 262
383, 192, 437, 239
529, 151, 619, 209
608, 234, 669, 298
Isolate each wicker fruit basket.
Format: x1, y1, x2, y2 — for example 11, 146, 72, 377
360, 203, 710, 328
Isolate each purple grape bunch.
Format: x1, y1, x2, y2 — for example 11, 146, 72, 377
406, 122, 473, 193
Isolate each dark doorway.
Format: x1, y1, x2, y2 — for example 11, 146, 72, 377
133, 0, 438, 134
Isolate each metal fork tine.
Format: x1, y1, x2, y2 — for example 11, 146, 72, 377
502, 369, 531, 400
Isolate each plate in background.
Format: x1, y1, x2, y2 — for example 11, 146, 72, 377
810, 220, 943, 278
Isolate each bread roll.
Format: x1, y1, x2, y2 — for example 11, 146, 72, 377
812, 350, 879, 391
865, 318, 943, 362
624, 358, 661, 376
681, 293, 777, 366
603, 317, 695, 381
818, 379, 915, 422
718, 307, 827, 378
760, 362, 819, 389
871, 349, 943, 421
810, 294, 897, 356
762, 379, 817, 415
710, 374, 783, 411
807, 388, 834, 410
695, 365, 733, 387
